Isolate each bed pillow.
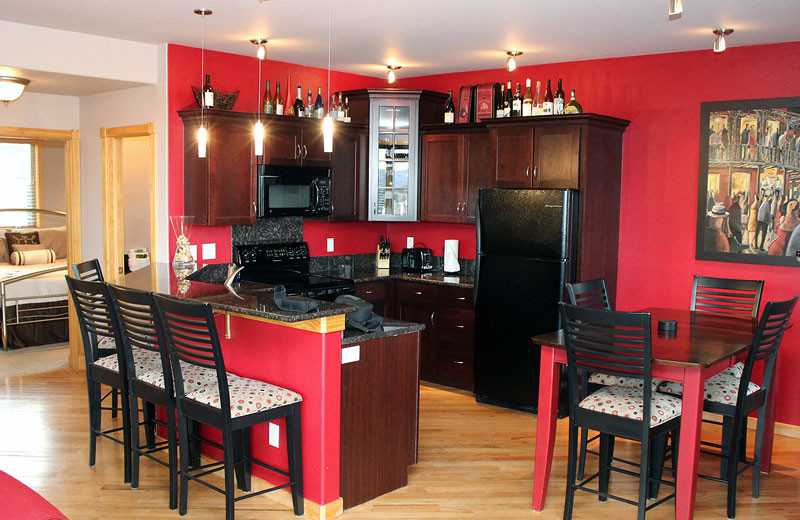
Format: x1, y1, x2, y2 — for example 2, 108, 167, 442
10, 248, 57, 265
0, 233, 8, 264
5, 231, 40, 247
37, 226, 68, 259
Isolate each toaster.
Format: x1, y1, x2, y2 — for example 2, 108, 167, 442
401, 247, 433, 272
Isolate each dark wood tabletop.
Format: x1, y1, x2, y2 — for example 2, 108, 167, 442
531, 307, 756, 368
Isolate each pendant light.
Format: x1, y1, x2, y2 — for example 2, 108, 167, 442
386, 65, 401, 84
252, 38, 267, 156
506, 51, 522, 72
713, 28, 733, 53
194, 8, 212, 158
323, 0, 334, 152
668, 0, 682, 16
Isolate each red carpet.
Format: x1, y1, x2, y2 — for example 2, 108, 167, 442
0, 470, 68, 520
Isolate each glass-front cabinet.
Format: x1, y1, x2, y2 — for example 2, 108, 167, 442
369, 95, 419, 220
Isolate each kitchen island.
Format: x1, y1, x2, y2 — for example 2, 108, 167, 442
112, 263, 423, 518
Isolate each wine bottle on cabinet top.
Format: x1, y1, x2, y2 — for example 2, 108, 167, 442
496, 84, 506, 118
275, 82, 284, 115
305, 90, 314, 118
202, 74, 214, 108
263, 80, 274, 114
314, 87, 325, 119
504, 80, 512, 118
444, 90, 456, 123
542, 79, 554, 115
564, 89, 583, 114
512, 82, 522, 117
343, 96, 351, 123
293, 86, 304, 117
522, 78, 533, 117
554, 79, 565, 115
533, 80, 542, 115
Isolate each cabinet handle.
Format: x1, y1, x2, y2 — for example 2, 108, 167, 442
303, 144, 308, 159
457, 297, 466, 300
365, 290, 374, 294
455, 325, 465, 329
252, 201, 257, 215
414, 291, 423, 295
373, 202, 377, 215
533, 166, 538, 179
453, 360, 464, 365
525, 167, 530, 179
294, 137, 298, 159
430, 311, 435, 325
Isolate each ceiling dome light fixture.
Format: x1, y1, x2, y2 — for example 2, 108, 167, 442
386, 65, 401, 84
250, 38, 268, 60
713, 28, 733, 53
0, 76, 31, 106
668, 0, 682, 16
506, 51, 522, 72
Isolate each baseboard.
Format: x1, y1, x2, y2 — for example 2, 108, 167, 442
702, 411, 800, 439
265, 485, 343, 519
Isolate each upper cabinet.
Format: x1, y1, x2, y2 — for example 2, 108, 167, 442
343, 89, 448, 222
263, 118, 331, 166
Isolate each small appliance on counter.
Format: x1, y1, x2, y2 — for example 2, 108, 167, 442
376, 236, 390, 270
401, 245, 433, 273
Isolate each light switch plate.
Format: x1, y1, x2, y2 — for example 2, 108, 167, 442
341, 345, 360, 364
269, 422, 280, 448
407, 236, 414, 248
189, 245, 198, 261
327, 237, 334, 252
202, 243, 216, 260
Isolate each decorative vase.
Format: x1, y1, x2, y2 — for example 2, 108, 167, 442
170, 215, 196, 268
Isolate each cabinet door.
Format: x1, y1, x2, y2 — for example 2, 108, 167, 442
329, 129, 361, 221
264, 121, 301, 165
492, 126, 534, 187
207, 117, 256, 226
464, 131, 491, 222
398, 300, 437, 380
354, 280, 388, 318
421, 134, 465, 222
301, 126, 332, 164
533, 124, 581, 188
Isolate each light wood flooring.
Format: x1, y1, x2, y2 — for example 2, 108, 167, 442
1, 370, 799, 519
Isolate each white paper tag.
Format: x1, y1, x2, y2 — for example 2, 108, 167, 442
341, 345, 360, 364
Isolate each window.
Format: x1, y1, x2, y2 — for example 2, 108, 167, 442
0, 140, 41, 227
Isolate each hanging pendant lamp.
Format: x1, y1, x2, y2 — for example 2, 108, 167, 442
323, 0, 334, 152
194, 8, 212, 158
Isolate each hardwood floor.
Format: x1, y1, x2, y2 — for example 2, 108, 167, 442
1, 370, 799, 519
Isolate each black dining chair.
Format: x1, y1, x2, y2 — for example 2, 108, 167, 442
560, 303, 681, 520
152, 294, 304, 519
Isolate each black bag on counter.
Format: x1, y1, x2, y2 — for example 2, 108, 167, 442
334, 294, 384, 333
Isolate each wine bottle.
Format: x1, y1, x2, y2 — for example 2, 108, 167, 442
444, 90, 456, 124
504, 80, 512, 118
343, 96, 351, 123
202, 74, 214, 108
564, 89, 583, 114
305, 90, 313, 118
542, 79, 554, 115
522, 78, 533, 117
554, 79, 565, 115
512, 82, 522, 117
263, 80, 274, 114
533, 81, 542, 115
495, 84, 506, 118
293, 86, 304, 117
275, 82, 284, 115
330, 94, 338, 121
314, 87, 325, 119
337, 93, 345, 122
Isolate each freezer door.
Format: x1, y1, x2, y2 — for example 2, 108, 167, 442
477, 188, 576, 259
474, 255, 567, 410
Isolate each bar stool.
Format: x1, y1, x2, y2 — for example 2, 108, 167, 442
152, 294, 304, 519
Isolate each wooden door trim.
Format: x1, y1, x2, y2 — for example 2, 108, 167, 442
0, 126, 82, 368
100, 123, 157, 280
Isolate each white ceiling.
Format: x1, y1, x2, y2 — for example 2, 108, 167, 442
1, 0, 798, 80
0, 66, 147, 96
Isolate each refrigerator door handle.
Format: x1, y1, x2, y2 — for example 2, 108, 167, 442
474, 194, 483, 307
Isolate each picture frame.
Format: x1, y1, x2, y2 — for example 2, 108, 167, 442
457, 85, 473, 124
696, 97, 800, 266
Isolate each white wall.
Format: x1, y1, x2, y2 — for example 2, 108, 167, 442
121, 136, 151, 252
0, 92, 79, 129
40, 141, 67, 228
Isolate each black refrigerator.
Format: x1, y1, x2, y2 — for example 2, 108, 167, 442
474, 188, 578, 413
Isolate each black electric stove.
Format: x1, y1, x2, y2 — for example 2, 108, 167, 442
233, 242, 355, 301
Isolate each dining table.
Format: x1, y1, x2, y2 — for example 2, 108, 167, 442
530, 307, 777, 520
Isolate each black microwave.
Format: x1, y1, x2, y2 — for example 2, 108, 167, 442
257, 164, 331, 217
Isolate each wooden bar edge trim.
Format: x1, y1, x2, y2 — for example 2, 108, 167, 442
223, 310, 346, 333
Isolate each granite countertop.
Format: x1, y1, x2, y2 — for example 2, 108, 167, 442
336, 266, 475, 288
341, 318, 425, 346
111, 263, 357, 324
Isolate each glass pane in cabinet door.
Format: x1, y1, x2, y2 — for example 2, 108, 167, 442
378, 107, 395, 131
393, 161, 409, 189
383, 188, 394, 215
393, 188, 409, 216
378, 133, 394, 160
395, 106, 410, 131
394, 133, 409, 161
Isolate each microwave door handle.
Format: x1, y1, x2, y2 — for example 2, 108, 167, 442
311, 179, 319, 212
257, 175, 266, 217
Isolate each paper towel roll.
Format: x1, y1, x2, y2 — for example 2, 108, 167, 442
443, 239, 460, 273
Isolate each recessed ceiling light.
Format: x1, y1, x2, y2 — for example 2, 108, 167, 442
713, 28, 734, 53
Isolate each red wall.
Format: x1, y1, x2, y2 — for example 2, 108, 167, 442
395, 42, 800, 426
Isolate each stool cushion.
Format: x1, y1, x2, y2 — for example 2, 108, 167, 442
97, 335, 114, 349
588, 372, 664, 392
579, 385, 682, 427
93, 346, 162, 375
138, 361, 218, 395
721, 362, 744, 378
658, 371, 760, 406
185, 375, 302, 418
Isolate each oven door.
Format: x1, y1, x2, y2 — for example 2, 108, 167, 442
257, 165, 331, 217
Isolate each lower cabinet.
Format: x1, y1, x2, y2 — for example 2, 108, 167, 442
353, 280, 390, 318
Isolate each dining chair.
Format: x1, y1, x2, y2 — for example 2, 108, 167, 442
560, 303, 681, 520
153, 294, 304, 519
661, 295, 797, 519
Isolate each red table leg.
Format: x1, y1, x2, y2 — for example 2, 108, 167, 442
760, 367, 778, 473
532, 345, 560, 512
676, 369, 704, 520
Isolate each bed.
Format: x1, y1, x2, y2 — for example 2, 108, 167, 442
1, 209, 69, 350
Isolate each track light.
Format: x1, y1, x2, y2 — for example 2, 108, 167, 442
386, 65, 401, 84
506, 51, 522, 72
713, 28, 733, 53
668, 0, 682, 16
250, 38, 268, 60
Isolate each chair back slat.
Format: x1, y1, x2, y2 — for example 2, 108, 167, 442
71, 259, 105, 282
65, 276, 122, 367
566, 279, 611, 310
691, 276, 764, 319
153, 295, 230, 409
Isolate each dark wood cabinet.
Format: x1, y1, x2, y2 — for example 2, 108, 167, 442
534, 124, 580, 188
326, 125, 368, 222
492, 125, 535, 187
262, 118, 330, 166
354, 280, 390, 318
395, 281, 437, 380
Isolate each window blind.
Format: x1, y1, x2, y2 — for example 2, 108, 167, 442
0, 141, 40, 228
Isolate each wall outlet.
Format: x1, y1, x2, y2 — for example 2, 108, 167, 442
202, 243, 216, 260
189, 244, 198, 261
327, 237, 334, 252
406, 236, 414, 248
269, 422, 280, 448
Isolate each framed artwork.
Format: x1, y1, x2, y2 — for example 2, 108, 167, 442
696, 97, 800, 266
457, 86, 472, 123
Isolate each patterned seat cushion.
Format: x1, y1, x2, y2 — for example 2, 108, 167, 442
721, 362, 744, 378
137, 361, 219, 395
93, 347, 162, 375
579, 385, 682, 427
185, 375, 302, 418
97, 335, 114, 350
658, 369, 760, 406
588, 372, 664, 392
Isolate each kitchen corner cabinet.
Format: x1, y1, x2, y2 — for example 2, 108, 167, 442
420, 125, 490, 223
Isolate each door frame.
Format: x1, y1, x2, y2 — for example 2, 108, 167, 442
0, 126, 82, 368
100, 123, 157, 279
